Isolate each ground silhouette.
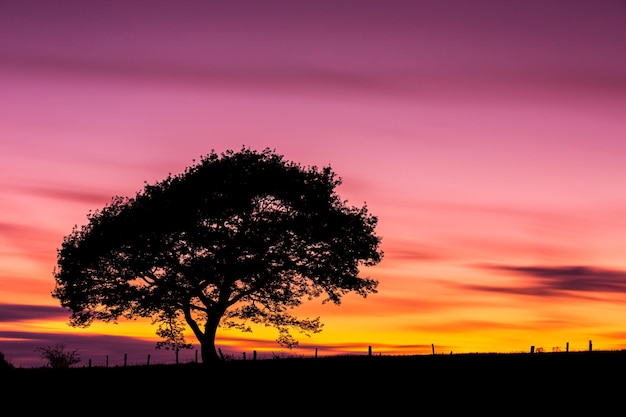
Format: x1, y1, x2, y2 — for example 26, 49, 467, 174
5, 351, 625, 413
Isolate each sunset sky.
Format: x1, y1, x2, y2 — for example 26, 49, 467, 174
1, 0, 625, 367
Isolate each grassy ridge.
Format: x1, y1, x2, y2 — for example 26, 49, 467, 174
5, 351, 625, 412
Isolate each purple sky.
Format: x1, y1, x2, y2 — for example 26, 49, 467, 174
1, 0, 626, 367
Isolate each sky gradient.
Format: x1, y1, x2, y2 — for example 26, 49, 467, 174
1, 0, 625, 367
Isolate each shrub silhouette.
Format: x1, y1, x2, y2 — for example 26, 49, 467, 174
0, 351, 13, 369
36, 343, 81, 368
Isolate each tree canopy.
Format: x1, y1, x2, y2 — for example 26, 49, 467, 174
52, 147, 383, 363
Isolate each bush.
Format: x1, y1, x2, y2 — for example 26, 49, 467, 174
0, 351, 13, 368
36, 342, 81, 368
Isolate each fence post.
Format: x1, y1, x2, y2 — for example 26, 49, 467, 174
432, 344, 435, 355
88, 359, 92, 368
147, 354, 150, 366
253, 350, 257, 360
530, 346, 535, 354
124, 353, 127, 367
106, 355, 109, 368
195, 350, 198, 363
243, 352, 246, 360
566, 342, 569, 353
589, 340, 593, 352
368, 346, 372, 356
315, 348, 318, 359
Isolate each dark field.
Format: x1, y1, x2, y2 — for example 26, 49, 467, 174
5, 351, 625, 413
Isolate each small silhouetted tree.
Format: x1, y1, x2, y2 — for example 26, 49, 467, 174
0, 351, 13, 369
155, 311, 194, 364
52, 147, 383, 364
36, 343, 81, 368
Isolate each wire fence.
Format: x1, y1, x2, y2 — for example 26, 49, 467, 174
80, 339, 599, 368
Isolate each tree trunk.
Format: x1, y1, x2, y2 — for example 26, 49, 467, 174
200, 334, 221, 364
199, 316, 222, 364
183, 303, 224, 365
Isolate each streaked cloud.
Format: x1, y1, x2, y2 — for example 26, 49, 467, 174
380, 245, 446, 262
0, 221, 59, 265
468, 264, 626, 296
0, 303, 68, 322
3, 52, 622, 103
12, 184, 114, 206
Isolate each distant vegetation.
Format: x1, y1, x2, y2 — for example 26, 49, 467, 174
0, 351, 13, 369
35, 343, 81, 368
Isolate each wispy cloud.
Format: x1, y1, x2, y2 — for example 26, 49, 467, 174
468, 264, 626, 296
0, 53, 413, 99
0, 221, 58, 265
3, 52, 622, 104
380, 246, 446, 262
0, 303, 68, 322
11, 185, 113, 206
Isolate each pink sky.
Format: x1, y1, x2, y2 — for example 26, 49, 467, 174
1, 0, 625, 367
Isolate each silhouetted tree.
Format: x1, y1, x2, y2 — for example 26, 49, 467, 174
0, 351, 13, 369
53, 147, 383, 364
155, 310, 194, 364
36, 342, 81, 368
